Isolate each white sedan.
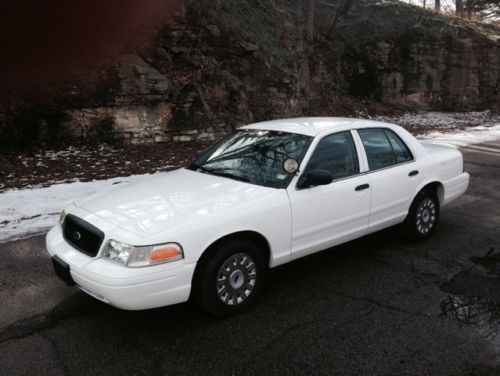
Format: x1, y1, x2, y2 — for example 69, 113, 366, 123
47, 118, 469, 316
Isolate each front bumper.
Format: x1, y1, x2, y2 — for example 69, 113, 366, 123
46, 226, 195, 310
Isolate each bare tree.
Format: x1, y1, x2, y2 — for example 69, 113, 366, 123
435, 0, 441, 11
306, 0, 316, 44
466, 0, 500, 20
326, 0, 353, 37
456, 0, 464, 16
466, 0, 474, 18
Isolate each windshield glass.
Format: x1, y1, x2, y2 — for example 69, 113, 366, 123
187, 129, 312, 188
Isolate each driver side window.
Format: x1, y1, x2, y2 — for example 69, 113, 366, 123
305, 131, 359, 180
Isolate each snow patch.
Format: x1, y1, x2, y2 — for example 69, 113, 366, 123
376, 110, 500, 146
418, 124, 500, 147
375, 110, 500, 130
0, 174, 155, 243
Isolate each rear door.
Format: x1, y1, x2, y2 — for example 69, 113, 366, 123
355, 128, 422, 232
287, 130, 371, 260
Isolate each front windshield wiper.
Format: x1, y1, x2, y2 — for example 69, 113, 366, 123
210, 170, 250, 183
188, 163, 250, 183
188, 163, 212, 174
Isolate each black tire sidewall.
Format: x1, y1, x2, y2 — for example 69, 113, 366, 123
404, 191, 440, 241
193, 238, 266, 317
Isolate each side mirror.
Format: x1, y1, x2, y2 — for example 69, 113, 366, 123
297, 169, 333, 189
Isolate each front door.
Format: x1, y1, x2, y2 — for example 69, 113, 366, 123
287, 131, 371, 260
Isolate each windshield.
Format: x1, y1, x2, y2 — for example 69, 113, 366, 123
187, 129, 312, 188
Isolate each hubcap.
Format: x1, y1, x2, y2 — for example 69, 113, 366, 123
416, 198, 437, 234
229, 269, 245, 289
216, 253, 257, 306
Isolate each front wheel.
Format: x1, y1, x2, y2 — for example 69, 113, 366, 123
192, 239, 266, 317
401, 191, 440, 241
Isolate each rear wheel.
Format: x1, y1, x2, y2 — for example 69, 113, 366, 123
192, 238, 266, 317
401, 190, 440, 241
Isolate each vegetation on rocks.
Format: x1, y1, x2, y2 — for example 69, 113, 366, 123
0, 0, 499, 152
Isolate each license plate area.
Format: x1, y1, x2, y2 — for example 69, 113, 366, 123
52, 255, 76, 286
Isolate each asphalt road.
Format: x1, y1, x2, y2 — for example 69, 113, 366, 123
1, 141, 500, 376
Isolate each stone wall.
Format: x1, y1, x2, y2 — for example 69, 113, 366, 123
366, 37, 500, 110
66, 103, 171, 143
59, 1, 500, 145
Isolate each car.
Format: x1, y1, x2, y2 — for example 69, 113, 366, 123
46, 117, 470, 316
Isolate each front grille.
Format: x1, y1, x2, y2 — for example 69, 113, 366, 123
62, 214, 104, 257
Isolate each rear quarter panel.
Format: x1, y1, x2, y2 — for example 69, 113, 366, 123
416, 142, 468, 205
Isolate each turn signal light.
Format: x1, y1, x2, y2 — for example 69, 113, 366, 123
150, 245, 183, 263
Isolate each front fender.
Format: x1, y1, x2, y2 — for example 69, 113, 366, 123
164, 189, 293, 268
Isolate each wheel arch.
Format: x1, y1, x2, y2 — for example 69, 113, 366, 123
413, 181, 444, 206
191, 230, 271, 289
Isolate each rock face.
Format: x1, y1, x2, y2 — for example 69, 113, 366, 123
360, 36, 500, 110
66, 54, 174, 143
116, 54, 170, 100
320, 1, 500, 113
66, 103, 172, 144
57, 0, 500, 144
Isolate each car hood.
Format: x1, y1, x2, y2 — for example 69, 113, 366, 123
74, 168, 277, 238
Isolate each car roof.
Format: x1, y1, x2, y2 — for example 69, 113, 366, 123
241, 117, 396, 137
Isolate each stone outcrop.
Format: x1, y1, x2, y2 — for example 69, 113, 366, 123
65, 54, 176, 143
58, 0, 500, 144
361, 36, 500, 110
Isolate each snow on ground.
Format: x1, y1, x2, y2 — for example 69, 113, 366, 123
377, 110, 500, 146
418, 124, 500, 147
375, 110, 500, 130
1, 111, 499, 243
0, 174, 154, 243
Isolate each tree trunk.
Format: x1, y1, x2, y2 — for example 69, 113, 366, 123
456, 0, 463, 17
306, 0, 315, 44
466, 0, 473, 19
434, 0, 441, 11
326, 0, 353, 38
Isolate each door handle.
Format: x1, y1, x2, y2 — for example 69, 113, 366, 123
355, 184, 370, 191
409, 170, 419, 177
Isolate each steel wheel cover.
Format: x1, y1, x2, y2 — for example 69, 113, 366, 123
416, 198, 437, 234
216, 253, 257, 306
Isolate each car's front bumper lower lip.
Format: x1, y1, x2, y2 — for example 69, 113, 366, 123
46, 226, 195, 310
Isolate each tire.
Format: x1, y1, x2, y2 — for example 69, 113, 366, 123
192, 238, 266, 317
401, 190, 440, 242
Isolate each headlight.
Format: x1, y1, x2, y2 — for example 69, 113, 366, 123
103, 240, 184, 267
59, 210, 66, 226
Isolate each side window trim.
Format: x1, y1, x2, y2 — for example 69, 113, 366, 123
354, 127, 415, 173
350, 129, 369, 173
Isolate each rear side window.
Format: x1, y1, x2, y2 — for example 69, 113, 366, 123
358, 128, 413, 171
385, 129, 413, 163
305, 131, 359, 180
